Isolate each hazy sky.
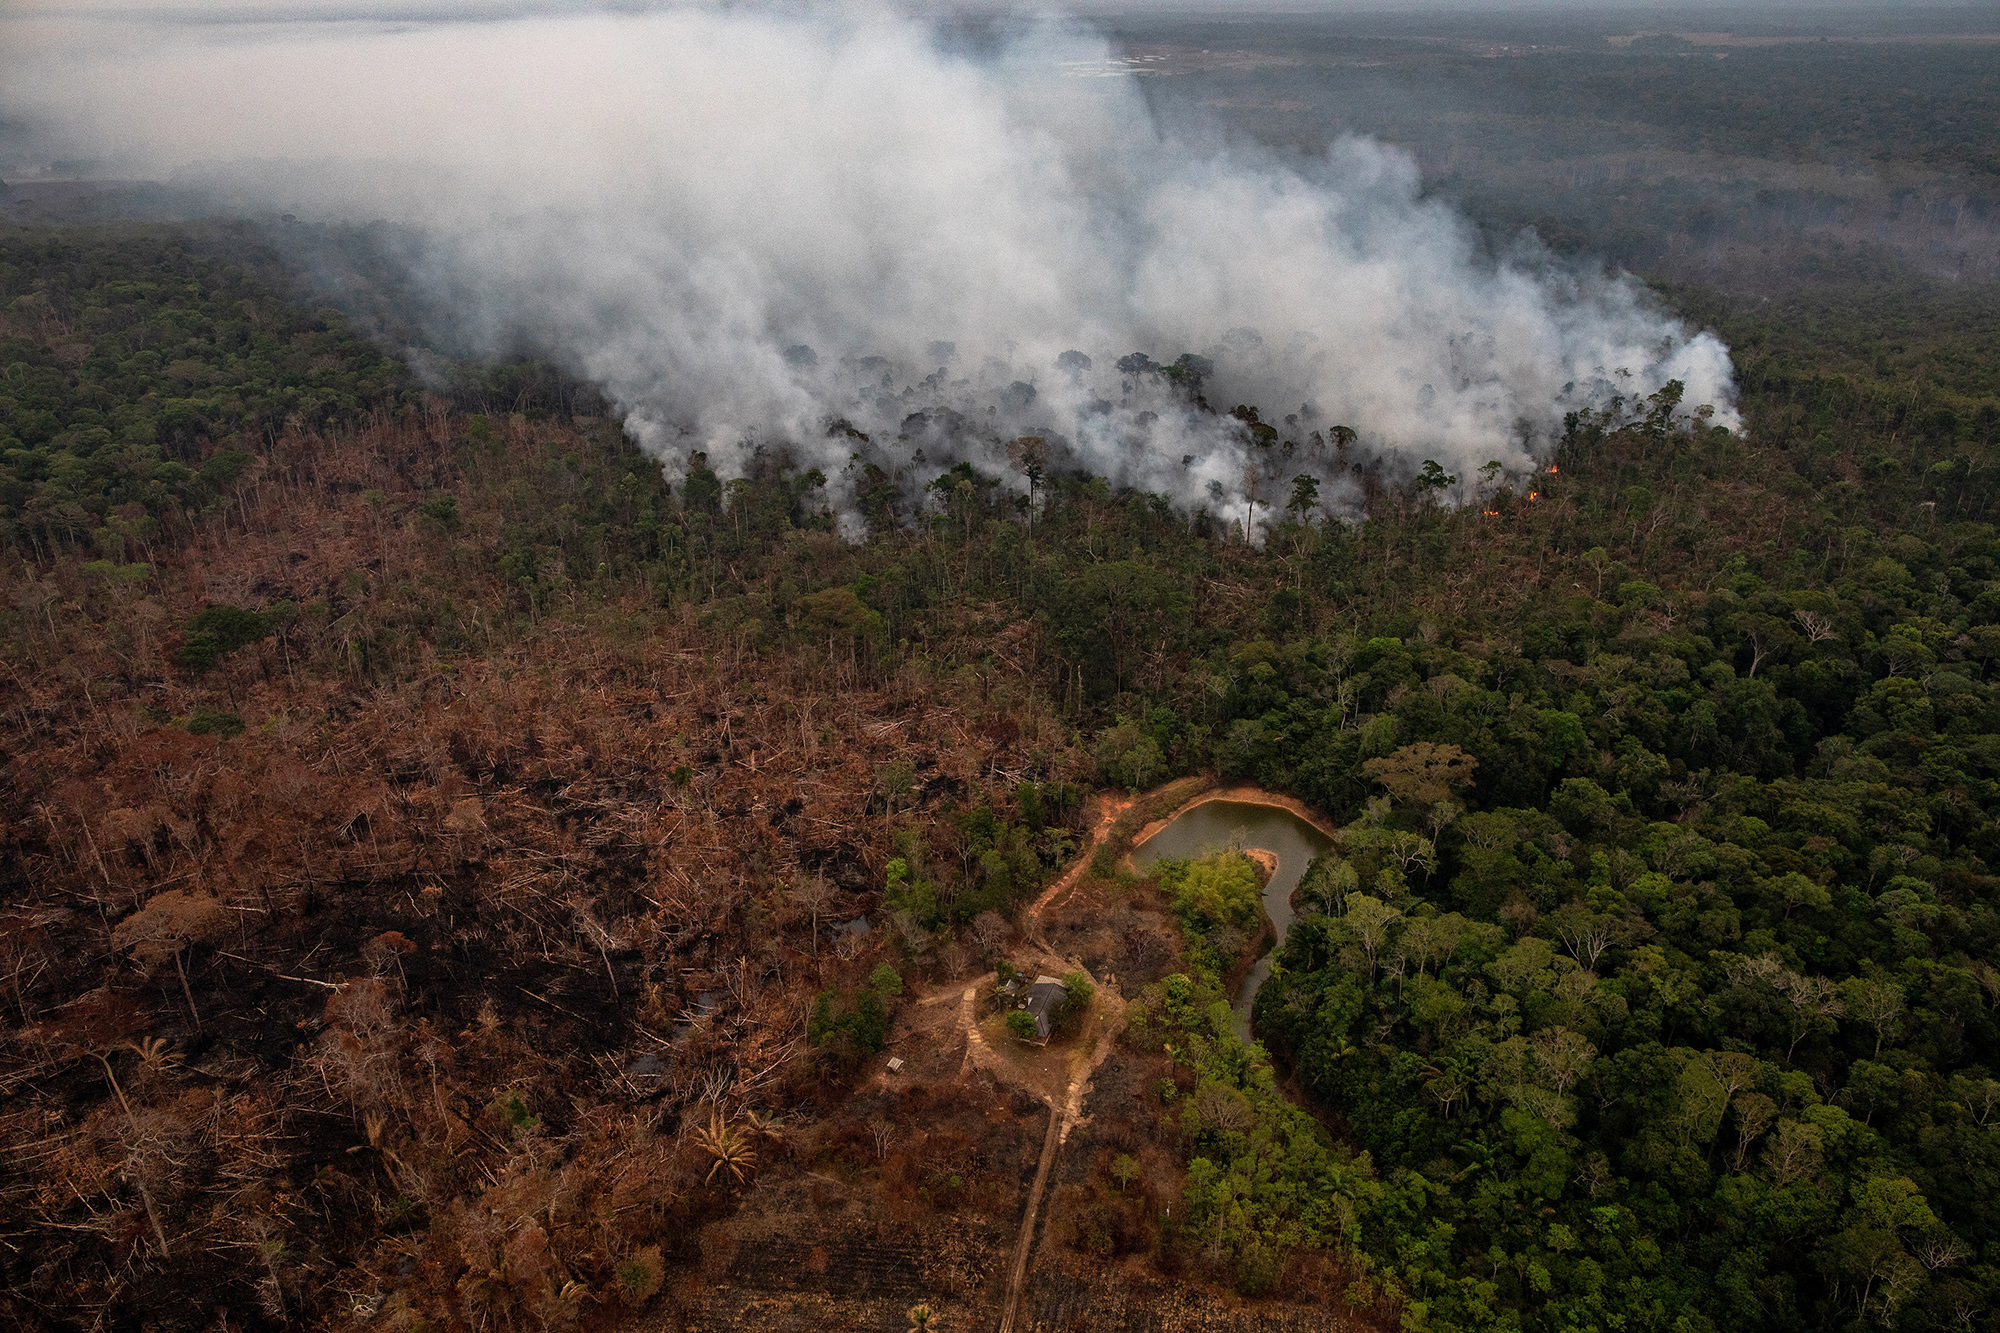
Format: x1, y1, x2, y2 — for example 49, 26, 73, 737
5, 0, 1975, 18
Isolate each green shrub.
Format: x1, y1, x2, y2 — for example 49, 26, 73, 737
417, 494, 461, 534
882, 856, 940, 928
175, 604, 271, 672
496, 1089, 540, 1132
1235, 1240, 1281, 1296
81, 560, 151, 583
1006, 1009, 1039, 1041
1160, 852, 1261, 933
614, 1246, 663, 1303
1054, 969, 1096, 1034
186, 706, 244, 738
809, 977, 897, 1053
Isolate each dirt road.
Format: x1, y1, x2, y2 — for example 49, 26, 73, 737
990, 792, 1139, 1333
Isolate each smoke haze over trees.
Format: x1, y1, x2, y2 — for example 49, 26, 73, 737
0, 2, 1736, 533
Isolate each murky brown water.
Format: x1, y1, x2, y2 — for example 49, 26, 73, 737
1131, 799, 1332, 1041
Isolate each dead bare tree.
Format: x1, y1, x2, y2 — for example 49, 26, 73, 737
92, 1044, 173, 1258
1792, 608, 1837, 643
791, 875, 835, 958
111, 890, 229, 1031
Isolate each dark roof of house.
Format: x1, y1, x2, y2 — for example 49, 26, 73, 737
1021, 976, 1067, 1039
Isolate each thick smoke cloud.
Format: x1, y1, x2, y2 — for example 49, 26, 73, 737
2, 3, 1739, 532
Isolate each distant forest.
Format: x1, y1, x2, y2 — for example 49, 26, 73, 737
1110, 7, 2000, 293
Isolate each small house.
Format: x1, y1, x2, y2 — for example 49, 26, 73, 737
1020, 975, 1068, 1041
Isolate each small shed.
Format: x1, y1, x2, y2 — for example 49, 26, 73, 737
1020, 975, 1068, 1041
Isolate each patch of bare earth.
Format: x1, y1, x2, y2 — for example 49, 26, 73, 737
1021, 1250, 1374, 1333
666, 1213, 1011, 1333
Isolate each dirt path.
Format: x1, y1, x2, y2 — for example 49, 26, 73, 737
988, 794, 1142, 1333
996, 1106, 1065, 1333
1019, 792, 1132, 951
958, 984, 1007, 1083
901, 780, 1261, 1333
992, 779, 1340, 1329
990, 1008, 1129, 1333
1059, 983, 1126, 1136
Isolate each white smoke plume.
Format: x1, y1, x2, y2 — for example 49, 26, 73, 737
2, 2, 1739, 532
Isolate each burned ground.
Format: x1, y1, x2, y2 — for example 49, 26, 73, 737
0, 402, 1387, 1333
1040, 875, 1185, 991
0, 408, 1099, 1330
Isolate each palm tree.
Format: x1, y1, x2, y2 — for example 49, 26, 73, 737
742, 1109, 787, 1143
907, 1304, 939, 1332
693, 1110, 757, 1188
130, 1036, 177, 1073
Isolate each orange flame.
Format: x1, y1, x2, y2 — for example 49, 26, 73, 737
1528, 491, 1539, 501
1547, 464, 1559, 474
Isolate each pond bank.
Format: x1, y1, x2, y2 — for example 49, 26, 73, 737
1128, 784, 1340, 854
1127, 787, 1335, 1040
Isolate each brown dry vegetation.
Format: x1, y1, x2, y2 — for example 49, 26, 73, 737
0, 404, 1392, 1333
0, 408, 1095, 1330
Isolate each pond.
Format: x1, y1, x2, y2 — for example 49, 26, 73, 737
1131, 799, 1333, 1041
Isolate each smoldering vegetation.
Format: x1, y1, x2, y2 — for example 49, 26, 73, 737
0, 3, 1736, 534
